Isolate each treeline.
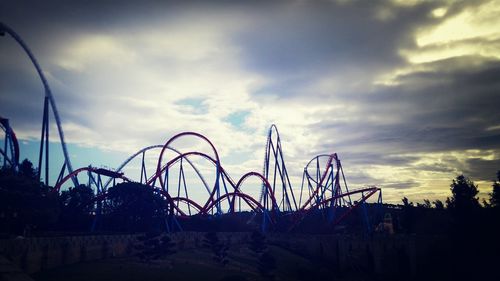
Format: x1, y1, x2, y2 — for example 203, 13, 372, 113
0, 159, 172, 235
1, 158, 500, 238
402, 171, 500, 210
392, 173, 500, 280
384, 172, 500, 235
2, 159, 499, 280
0, 159, 271, 235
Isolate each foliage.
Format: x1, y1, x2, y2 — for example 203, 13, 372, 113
402, 197, 413, 207
489, 171, 500, 208
417, 199, 431, 208
59, 184, 95, 230
433, 200, 444, 209
202, 232, 229, 266
101, 182, 168, 232
400, 197, 415, 233
18, 159, 39, 180
0, 159, 58, 234
446, 175, 480, 211
60, 184, 94, 212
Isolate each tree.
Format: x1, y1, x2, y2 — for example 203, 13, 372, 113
59, 184, 95, 230
417, 199, 432, 208
445, 175, 486, 279
446, 175, 480, 211
60, 184, 94, 211
0, 159, 58, 234
489, 171, 500, 208
18, 159, 38, 180
402, 197, 413, 207
433, 200, 444, 210
400, 197, 415, 233
102, 182, 168, 232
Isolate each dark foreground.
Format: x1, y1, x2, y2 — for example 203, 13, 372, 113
32, 245, 349, 281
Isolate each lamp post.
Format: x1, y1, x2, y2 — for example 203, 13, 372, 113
0, 22, 77, 187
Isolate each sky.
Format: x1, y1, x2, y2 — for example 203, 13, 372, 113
1, 0, 500, 204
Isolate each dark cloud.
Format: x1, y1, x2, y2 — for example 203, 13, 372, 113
235, 0, 481, 100
336, 152, 419, 167
233, 1, 428, 75
304, 54, 500, 189
413, 164, 456, 174
0, 64, 46, 132
314, 57, 500, 158
342, 170, 379, 186
464, 158, 500, 182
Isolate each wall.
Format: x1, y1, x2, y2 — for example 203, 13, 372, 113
0, 234, 138, 273
0, 232, 444, 278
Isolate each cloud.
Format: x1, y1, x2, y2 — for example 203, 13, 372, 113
382, 180, 420, 190
465, 158, 500, 182
1, 0, 500, 203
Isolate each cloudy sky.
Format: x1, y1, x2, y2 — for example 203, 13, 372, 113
1, 0, 500, 204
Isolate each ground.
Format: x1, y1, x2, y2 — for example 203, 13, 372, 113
31, 245, 340, 281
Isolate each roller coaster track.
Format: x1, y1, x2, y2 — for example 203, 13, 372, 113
102, 144, 211, 194
0, 116, 19, 169
51, 124, 381, 232
0, 22, 76, 186
2, 21, 382, 231
261, 124, 298, 212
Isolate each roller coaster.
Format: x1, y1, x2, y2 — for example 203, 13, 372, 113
1, 22, 382, 233
0, 116, 19, 170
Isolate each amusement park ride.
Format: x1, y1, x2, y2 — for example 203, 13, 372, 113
0, 22, 382, 233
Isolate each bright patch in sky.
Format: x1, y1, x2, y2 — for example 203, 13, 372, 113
224, 111, 250, 128
176, 98, 208, 115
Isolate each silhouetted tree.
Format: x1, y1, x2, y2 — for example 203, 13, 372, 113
489, 171, 500, 208
18, 159, 38, 180
402, 197, 413, 207
102, 182, 168, 232
482, 198, 491, 208
60, 184, 94, 210
446, 175, 480, 211
417, 199, 432, 208
433, 199, 444, 209
445, 175, 485, 280
0, 159, 58, 234
59, 184, 95, 230
400, 197, 415, 233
